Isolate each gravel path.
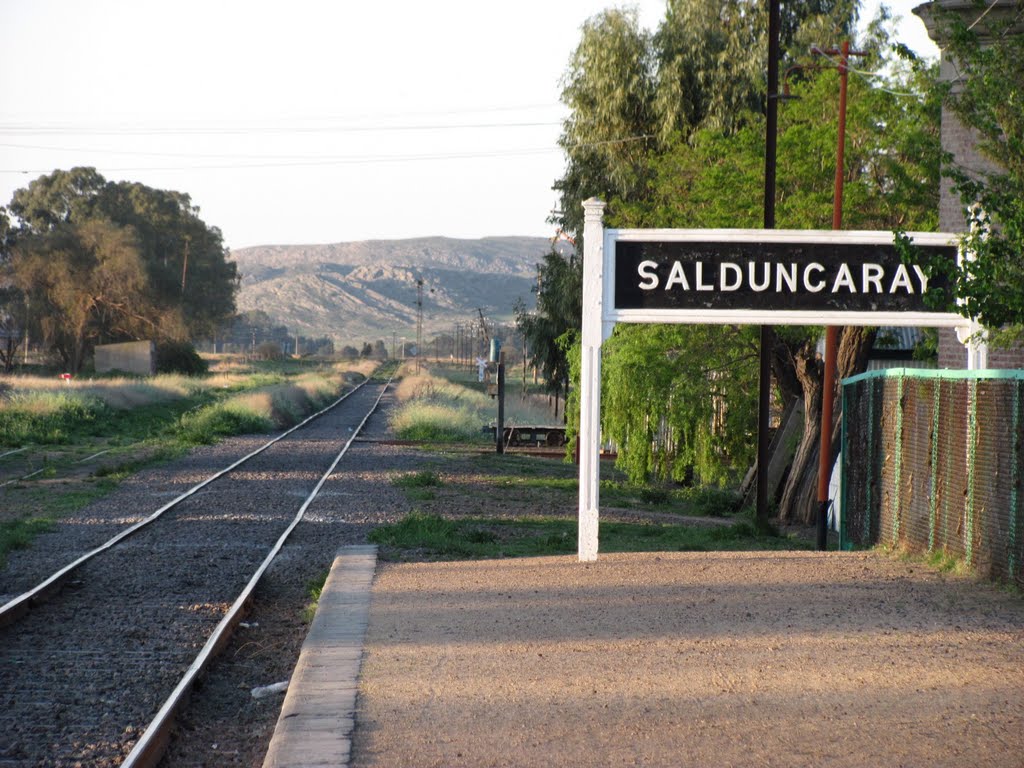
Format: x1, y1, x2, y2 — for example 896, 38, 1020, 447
352, 551, 1024, 768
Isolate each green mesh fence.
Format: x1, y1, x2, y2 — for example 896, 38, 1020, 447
841, 368, 1024, 587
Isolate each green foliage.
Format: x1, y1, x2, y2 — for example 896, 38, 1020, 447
679, 485, 743, 517
616, 34, 941, 233
515, 248, 582, 401
0, 517, 56, 567
898, 6, 1024, 334
596, 324, 759, 487
255, 341, 284, 361
888, 6, 1024, 335
369, 512, 806, 561
554, 8, 942, 523
388, 369, 493, 442
556, 7, 657, 238
0, 392, 102, 446
4, 167, 238, 367
390, 404, 482, 442
175, 402, 274, 444
393, 470, 443, 488
156, 341, 209, 376
554, 0, 862, 237
302, 570, 331, 623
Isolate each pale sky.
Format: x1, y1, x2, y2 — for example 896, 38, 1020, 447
0, 1, 937, 250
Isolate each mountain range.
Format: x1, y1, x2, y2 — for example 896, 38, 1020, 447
230, 236, 564, 344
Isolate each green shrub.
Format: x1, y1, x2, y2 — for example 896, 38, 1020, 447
638, 486, 671, 505
682, 486, 742, 517
389, 403, 481, 442
0, 392, 103, 446
176, 402, 274, 444
156, 341, 209, 376
0, 518, 56, 567
255, 342, 285, 361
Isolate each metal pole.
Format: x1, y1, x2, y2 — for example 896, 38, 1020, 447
817, 40, 855, 550
757, 0, 781, 528
496, 362, 505, 454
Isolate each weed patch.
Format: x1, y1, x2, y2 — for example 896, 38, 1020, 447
393, 471, 443, 488
370, 513, 806, 562
0, 517, 56, 567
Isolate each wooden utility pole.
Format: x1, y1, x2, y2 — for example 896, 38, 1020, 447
180, 236, 190, 295
758, 0, 782, 529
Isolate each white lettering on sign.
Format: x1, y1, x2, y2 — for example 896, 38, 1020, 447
721, 262, 743, 291
637, 260, 930, 296
805, 263, 826, 292
665, 260, 689, 290
638, 260, 659, 290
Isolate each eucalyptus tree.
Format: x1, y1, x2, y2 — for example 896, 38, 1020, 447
5, 168, 238, 368
0, 207, 23, 372
555, 0, 860, 240
9, 219, 156, 372
100, 180, 238, 338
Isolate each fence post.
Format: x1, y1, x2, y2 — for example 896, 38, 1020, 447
1010, 381, 1021, 581
965, 378, 978, 567
929, 379, 942, 553
890, 375, 905, 545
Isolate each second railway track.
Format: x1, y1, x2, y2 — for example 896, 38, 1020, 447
0, 374, 393, 767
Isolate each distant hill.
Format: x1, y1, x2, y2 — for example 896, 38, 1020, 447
230, 236, 565, 344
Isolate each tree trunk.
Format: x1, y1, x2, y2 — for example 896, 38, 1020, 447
776, 327, 876, 524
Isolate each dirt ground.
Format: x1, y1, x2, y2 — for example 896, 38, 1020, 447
351, 550, 1024, 768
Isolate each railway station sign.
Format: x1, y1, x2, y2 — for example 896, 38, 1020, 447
607, 228, 962, 328
576, 198, 966, 562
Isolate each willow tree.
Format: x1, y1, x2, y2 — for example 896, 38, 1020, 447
600, 324, 760, 487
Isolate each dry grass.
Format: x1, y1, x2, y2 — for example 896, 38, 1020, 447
0, 374, 195, 413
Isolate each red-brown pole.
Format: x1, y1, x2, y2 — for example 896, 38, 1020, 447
817, 40, 852, 550
832, 40, 850, 231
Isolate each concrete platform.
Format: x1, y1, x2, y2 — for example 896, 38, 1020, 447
261, 545, 377, 768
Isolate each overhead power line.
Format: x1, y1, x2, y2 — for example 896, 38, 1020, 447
0, 134, 655, 175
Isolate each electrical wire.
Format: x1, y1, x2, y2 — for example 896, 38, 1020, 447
0, 133, 655, 174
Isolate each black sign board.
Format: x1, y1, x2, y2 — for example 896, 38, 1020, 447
613, 239, 956, 315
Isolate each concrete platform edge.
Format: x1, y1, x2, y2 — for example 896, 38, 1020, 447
261, 544, 378, 768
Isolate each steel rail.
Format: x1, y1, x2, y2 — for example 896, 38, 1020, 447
0, 376, 370, 627
121, 376, 392, 767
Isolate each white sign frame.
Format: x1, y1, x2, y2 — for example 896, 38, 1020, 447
577, 198, 964, 560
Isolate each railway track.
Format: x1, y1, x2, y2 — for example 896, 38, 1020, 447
0, 373, 393, 767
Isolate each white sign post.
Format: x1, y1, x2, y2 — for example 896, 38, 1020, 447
576, 198, 964, 561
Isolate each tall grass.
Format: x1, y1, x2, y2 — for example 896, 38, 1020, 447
0, 390, 101, 446
389, 367, 492, 441
175, 396, 275, 444
0, 359, 375, 447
